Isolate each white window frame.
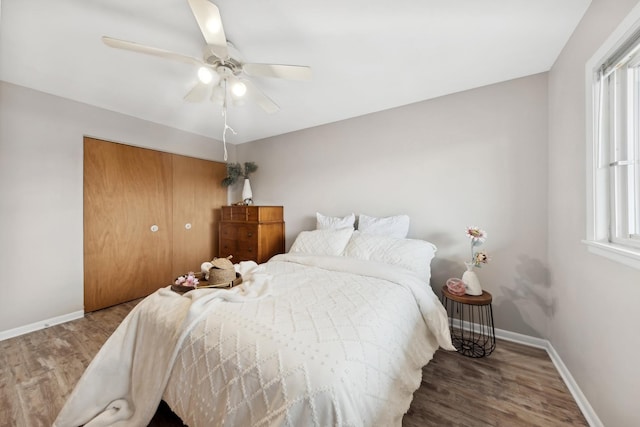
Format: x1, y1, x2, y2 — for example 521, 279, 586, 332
585, 3, 640, 270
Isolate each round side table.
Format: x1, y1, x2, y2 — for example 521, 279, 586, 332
441, 286, 496, 358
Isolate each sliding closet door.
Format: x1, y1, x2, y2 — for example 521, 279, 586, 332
84, 137, 173, 312
171, 155, 227, 278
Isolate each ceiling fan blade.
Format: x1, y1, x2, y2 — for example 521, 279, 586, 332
102, 36, 202, 66
242, 79, 280, 114
187, 0, 228, 60
184, 82, 210, 102
242, 63, 312, 81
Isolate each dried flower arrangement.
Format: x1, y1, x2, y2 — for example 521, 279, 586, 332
221, 162, 258, 187
465, 226, 491, 268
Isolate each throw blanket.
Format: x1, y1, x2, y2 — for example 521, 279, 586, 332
54, 262, 270, 427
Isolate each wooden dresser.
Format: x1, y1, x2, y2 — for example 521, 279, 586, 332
219, 206, 285, 263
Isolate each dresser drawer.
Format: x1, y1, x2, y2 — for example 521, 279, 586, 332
233, 245, 258, 262
235, 224, 258, 242
221, 206, 283, 223
221, 206, 244, 221
219, 223, 237, 240
236, 236, 257, 250
219, 238, 236, 257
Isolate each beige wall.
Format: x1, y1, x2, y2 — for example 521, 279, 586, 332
548, 0, 640, 425
0, 81, 231, 333
237, 73, 550, 338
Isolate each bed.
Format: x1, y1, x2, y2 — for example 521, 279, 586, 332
54, 226, 455, 427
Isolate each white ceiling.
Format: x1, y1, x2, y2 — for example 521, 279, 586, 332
0, 0, 591, 144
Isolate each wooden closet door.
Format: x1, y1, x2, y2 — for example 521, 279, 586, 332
84, 138, 173, 312
171, 155, 227, 278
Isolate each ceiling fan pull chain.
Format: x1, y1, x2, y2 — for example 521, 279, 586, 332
221, 98, 236, 161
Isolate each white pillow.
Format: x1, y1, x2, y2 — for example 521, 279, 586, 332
344, 231, 436, 281
316, 212, 356, 230
357, 214, 410, 238
290, 228, 354, 256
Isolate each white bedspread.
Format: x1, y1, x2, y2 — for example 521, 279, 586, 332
55, 254, 454, 427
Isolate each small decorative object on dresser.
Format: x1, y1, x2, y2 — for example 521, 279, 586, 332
219, 205, 285, 263
241, 179, 253, 204
462, 225, 491, 295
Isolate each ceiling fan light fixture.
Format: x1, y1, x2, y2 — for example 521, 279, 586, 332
198, 66, 213, 84
231, 80, 247, 97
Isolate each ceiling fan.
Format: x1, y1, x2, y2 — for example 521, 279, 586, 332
102, 0, 312, 114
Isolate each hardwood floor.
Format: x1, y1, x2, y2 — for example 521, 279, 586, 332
404, 341, 588, 427
0, 300, 587, 427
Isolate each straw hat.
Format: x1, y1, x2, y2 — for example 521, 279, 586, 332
205, 256, 242, 288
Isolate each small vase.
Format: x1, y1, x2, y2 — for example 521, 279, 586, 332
242, 178, 253, 204
462, 262, 483, 296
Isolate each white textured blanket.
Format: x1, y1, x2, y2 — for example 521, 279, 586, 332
54, 261, 271, 427
55, 255, 454, 427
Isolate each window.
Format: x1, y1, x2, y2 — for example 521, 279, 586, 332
601, 36, 640, 248
585, 6, 640, 269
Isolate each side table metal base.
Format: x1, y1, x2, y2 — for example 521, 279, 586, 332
441, 286, 496, 358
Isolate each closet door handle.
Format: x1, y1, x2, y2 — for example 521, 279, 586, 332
150, 225, 159, 232
185, 223, 192, 230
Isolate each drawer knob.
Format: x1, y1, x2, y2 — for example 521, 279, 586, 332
247, 232, 253, 237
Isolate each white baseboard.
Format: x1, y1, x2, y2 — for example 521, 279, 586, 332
493, 326, 548, 349
0, 310, 85, 342
494, 327, 604, 427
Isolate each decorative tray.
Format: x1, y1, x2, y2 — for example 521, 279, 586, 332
171, 272, 243, 293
